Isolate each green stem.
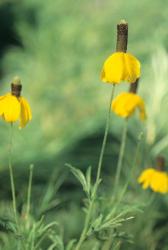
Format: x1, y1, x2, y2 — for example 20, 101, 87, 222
114, 119, 128, 193
121, 132, 143, 195
95, 84, 115, 186
26, 164, 34, 218
102, 235, 113, 250
8, 123, 18, 225
75, 85, 115, 250
108, 132, 143, 217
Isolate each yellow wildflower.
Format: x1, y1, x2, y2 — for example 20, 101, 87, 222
111, 92, 146, 120
138, 168, 168, 194
101, 52, 140, 84
0, 77, 32, 128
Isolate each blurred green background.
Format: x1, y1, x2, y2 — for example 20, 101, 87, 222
0, 0, 168, 249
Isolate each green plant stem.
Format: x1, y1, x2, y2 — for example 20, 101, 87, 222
114, 119, 128, 193
75, 85, 115, 250
112, 132, 142, 207
8, 123, 18, 225
102, 235, 113, 250
26, 164, 34, 218
95, 85, 115, 185
120, 132, 143, 196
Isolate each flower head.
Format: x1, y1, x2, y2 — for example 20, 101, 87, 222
138, 168, 168, 194
0, 76, 32, 128
101, 52, 140, 84
111, 92, 146, 120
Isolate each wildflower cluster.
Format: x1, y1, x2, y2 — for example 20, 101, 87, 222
99, 20, 168, 197
101, 20, 146, 121
1, 18, 168, 250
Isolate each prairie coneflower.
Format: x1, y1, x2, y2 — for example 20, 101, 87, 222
101, 20, 140, 84
0, 76, 32, 128
138, 157, 168, 194
111, 80, 146, 120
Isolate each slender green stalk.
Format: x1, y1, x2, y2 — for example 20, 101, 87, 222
114, 119, 128, 193
8, 125, 25, 249
26, 164, 34, 218
75, 85, 115, 250
110, 132, 143, 215
8, 123, 18, 225
8, 124, 26, 249
121, 132, 143, 194
102, 235, 113, 250
114, 241, 121, 250
95, 85, 115, 185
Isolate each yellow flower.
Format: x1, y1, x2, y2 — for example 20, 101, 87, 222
101, 52, 140, 84
138, 168, 168, 194
0, 93, 32, 128
111, 92, 146, 120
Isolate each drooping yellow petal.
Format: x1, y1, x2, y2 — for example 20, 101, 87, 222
101, 52, 125, 84
112, 93, 130, 118
124, 53, 141, 83
1, 93, 20, 122
138, 168, 168, 194
150, 171, 168, 194
138, 168, 155, 189
111, 92, 146, 120
19, 97, 32, 128
101, 52, 140, 84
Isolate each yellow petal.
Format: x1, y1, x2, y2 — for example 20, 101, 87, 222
112, 92, 130, 118
150, 171, 168, 194
101, 52, 125, 84
1, 94, 20, 122
111, 92, 146, 120
19, 97, 32, 128
138, 168, 155, 188
138, 168, 155, 189
124, 53, 141, 83
138, 168, 168, 194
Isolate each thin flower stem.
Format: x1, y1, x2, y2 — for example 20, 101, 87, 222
26, 164, 34, 218
95, 84, 115, 186
121, 132, 143, 195
8, 125, 26, 249
8, 123, 18, 225
102, 235, 113, 250
109, 132, 143, 216
114, 119, 128, 193
75, 84, 115, 250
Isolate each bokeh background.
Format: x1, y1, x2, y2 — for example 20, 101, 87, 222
0, 0, 168, 249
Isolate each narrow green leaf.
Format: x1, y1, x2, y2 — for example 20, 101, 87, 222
66, 164, 87, 193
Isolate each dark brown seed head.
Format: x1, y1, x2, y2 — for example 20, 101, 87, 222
11, 76, 22, 97
116, 20, 128, 53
